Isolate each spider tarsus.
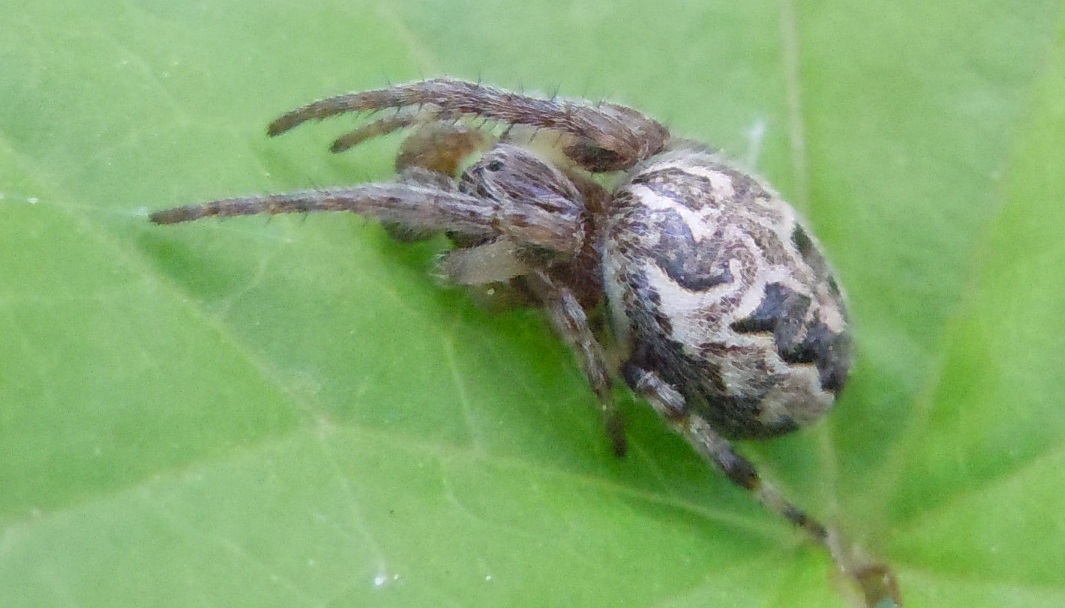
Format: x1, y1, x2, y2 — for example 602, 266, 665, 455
854, 563, 902, 608
267, 113, 302, 137
149, 196, 296, 224
149, 206, 207, 224
268, 115, 293, 136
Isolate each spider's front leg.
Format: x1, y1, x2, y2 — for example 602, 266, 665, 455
268, 78, 671, 172
149, 142, 585, 261
622, 363, 901, 608
148, 182, 500, 235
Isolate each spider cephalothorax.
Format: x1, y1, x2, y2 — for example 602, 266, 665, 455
151, 79, 899, 607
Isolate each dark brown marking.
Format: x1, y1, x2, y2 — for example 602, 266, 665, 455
730, 282, 849, 393
783, 504, 828, 541
717, 445, 760, 490
791, 223, 842, 298
730, 282, 811, 353
563, 142, 626, 173
650, 210, 733, 291
808, 321, 851, 393
731, 282, 802, 335
791, 224, 816, 260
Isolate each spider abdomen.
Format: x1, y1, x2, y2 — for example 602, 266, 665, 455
603, 146, 851, 439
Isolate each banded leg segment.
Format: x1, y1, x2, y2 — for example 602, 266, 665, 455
268, 78, 670, 172
623, 365, 828, 539
622, 364, 901, 608
528, 270, 626, 456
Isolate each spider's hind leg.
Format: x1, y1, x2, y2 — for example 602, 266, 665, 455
622, 363, 902, 608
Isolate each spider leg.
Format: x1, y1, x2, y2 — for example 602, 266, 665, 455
375, 167, 455, 243
528, 270, 627, 456
150, 180, 586, 261
622, 364, 901, 608
330, 109, 424, 154
268, 78, 670, 172
149, 183, 500, 238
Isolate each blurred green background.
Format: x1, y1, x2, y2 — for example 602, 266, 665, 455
1, 1, 1063, 606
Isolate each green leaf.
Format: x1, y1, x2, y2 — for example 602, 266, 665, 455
2, 1, 1063, 606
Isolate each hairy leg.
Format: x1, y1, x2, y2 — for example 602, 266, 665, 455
329, 109, 422, 153
148, 183, 500, 236
373, 167, 455, 243
527, 270, 626, 456
149, 183, 586, 267
623, 364, 901, 608
268, 78, 670, 172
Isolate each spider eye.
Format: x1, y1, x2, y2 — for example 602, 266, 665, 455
486, 160, 504, 172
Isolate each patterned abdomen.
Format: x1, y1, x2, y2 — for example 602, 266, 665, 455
603, 147, 851, 439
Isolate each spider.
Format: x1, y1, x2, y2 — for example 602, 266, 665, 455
151, 78, 900, 607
